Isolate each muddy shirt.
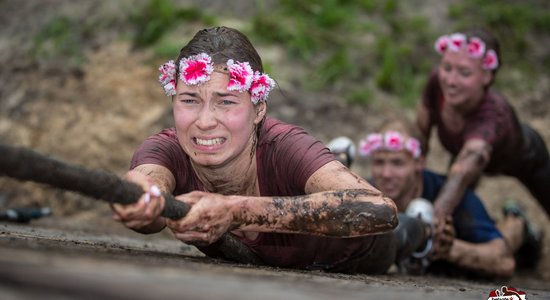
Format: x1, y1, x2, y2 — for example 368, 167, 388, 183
421, 170, 502, 243
422, 71, 523, 174
130, 117, 376, 270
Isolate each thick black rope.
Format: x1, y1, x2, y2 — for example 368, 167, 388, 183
0, 143, 263, 265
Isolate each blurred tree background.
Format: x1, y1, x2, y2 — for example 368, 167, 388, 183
27, 0, 550, 108
23, 0, 550, 107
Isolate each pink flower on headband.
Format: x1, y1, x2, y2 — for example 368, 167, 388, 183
250, 72, 275, 104
448, 33, 466, 52
158, 60, 177, 96
384, 131, 404, 151
359, 133, 383, 156
405, 138, 421, 159
467, 37, 486, 59
360, 131, 422, 158
482, 49, 499, 70
434, 33, 499, 71
227, 59, 253, 92
158, 53, 275, 102
434, 35, 449, 55
179, 53, 214, 85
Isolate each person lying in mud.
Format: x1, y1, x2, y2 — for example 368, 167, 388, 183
360, 118, 542, 277
110, 26, 407, 274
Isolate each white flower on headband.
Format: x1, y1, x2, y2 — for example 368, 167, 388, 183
158, 53, 274, 103
359, 133, 383, 156
158, 60, 177, 96
405, 138, 421, 159
227, 59, 254, 93
434, 33, 499, 70
250, 72, 275, 104
482, 49, 499, 70
359, 132, 422, 159
384, 131, 404, 152
448, 33, 466, 52
434, 35, 449, 55
179, 53, 214, 85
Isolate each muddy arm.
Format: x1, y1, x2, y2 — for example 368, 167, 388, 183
234, 188, 398, 237
240, 160, 397, 236
447, 238, 514, 278
434, 139, 491, 216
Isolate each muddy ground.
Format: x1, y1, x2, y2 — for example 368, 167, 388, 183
0, 1, 549, 299
1, 219, 549, 300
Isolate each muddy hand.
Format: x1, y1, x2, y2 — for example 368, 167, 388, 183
429, 214, 455, 261
111, 170, 165, 229
166, 191, 237, 246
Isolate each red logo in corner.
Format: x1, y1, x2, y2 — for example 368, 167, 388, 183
488, 286, 527, 300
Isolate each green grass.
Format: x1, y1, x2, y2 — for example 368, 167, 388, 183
129, 0, 215, 48
31, 16, 86, 65
30, 1, 548, 109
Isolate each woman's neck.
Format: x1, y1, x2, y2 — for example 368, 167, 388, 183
451, 89, 486, 116
192, 143, 259, 196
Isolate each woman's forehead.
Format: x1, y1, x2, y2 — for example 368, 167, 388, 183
441, 49, 481, 69
177, 72, 232, 92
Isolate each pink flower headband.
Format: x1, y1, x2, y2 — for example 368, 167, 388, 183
158, 53, 275, 104
359, 131, 421, 159
434, 33, 499, 70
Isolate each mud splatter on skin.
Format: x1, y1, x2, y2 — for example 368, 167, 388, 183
240, 189, 397, 236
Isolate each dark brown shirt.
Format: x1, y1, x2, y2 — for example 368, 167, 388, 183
130, 117, 375, 269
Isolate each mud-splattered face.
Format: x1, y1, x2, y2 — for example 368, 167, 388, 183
173, 71, 266, 167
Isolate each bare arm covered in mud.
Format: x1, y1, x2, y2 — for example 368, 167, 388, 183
434, 139, 491, 216
167, 161, 398, 245
113, 161, 398, 245
446, 238, 515, 278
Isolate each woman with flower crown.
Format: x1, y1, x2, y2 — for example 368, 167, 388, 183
110, 26, 401, 273
416, 28, 550, 219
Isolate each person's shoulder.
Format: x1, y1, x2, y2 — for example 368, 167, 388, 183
156, 127, 178, 138
141, 127, 178, 142
260, 117, 307, 142
481, 89, 514, 111
263, 117, 302, 132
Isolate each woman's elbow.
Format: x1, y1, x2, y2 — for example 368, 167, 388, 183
384, 196, 399, 230
336, 190, 398, 235
488, 243, 516, 278
495, 255, 516, 278
367, 195, 399, 233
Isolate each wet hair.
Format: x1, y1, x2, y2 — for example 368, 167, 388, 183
176, 26, 264, 77
176, 26, 266, 148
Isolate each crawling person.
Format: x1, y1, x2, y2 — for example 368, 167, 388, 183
111, 26, 403, 274
416, 28, 550, 219
360, 118, 523, 278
